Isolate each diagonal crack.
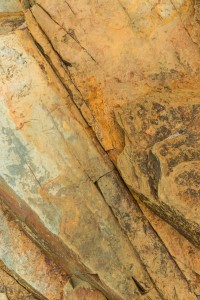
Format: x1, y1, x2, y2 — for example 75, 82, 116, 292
26, 9, 85, 101
64, 0, 76, 15
35, 3, 97, 63
116, 0, 132, 22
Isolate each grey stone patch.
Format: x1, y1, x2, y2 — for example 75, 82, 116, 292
0, 0, 21, 12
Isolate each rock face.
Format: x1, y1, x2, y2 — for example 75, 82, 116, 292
0, 0, 199, 299
0, 31, 154, 300
115, 90, 200, 247
0, 201, 68, 300
0, 276, 34, 300
63, 278, 107, 300
0, 0, 21, 12
24, 0, 200, 151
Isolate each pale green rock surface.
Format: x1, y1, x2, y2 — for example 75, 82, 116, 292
0, 0, 20, 12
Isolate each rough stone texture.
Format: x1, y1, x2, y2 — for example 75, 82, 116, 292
26, 0, 200, 152
0, 0, 24, 35
0, 31, 153, 300
21, 0, 200, 248
0, 0, 21, 12
0, 14, 24, 35
137, 202, 200, 296
0, 201, 68, 300
97, 170, 199, 299
115, 90, 200, 247
0, 0, 200, 299
0, 268, 37, 300
62, 278, 107, 300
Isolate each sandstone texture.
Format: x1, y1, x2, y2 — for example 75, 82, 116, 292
25, 0, 200, 151
0, 201, 68, 300
0, 31, 153, 300
115, 90, 200, 247
0, 0, 199, 299
0, 270, 36, 300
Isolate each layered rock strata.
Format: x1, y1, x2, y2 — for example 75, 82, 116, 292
0, 0, 199, 299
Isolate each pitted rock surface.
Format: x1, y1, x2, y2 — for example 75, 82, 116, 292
115, 90, 200, 247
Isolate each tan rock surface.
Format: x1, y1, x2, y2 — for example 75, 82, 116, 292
0, 13, 24, 35
0, 201, 68, 300
97, 170, 199, 299
0, 30, 152, 300
25, 0, 200, 152
137, 202, 200, 296
0, 1, 200, 299
62, 278, 107, 300
21, 1, 200, 249
0, 269, 37, 300
115, 90, 200, 247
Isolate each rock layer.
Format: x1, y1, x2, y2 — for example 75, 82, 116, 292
0, 31, 152, 300
24, 0, 200, 152
115, 90, 200, 247
0, 201, 68, 300
0, 0, 199, 299
0, 269, 36, 300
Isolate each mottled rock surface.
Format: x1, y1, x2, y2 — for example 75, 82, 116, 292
115, 90, 200, 247
138, 202, 200, 296
0, 0, 199, 299
62, 278, 107, 300
0, 31, 152, 300
0, 0, 21, 12
26, 0, 200, 151
0, 14, 24, 35
0, 268, 37, 300
0, 201, 68, 300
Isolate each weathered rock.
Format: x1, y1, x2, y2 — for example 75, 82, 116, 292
0, 201, 68, 300
23, 0, 200, 152
0, 30, 153, 300
115, 91, 200, 247
0, 0, 24, 35
0, 1, 200, 299
62, 278, 107, 300
97, 170, 198, 299
0, 288, 8, 300
0, 13, 24, 35
0, 268, 37, 300
137, 201, 200, 296
20, 1, 200, 251
0, 0, 21, 12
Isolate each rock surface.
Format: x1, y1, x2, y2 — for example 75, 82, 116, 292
138, 202, 200, 296
0, 268, 37, 300
0, 0, 21, 12
0, 201, 68, 300
115, 90, 200, 247
0, 0, 199, 299
0, 31, 152, 300
62, 278, 107, 300
26, 0, 200, 151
